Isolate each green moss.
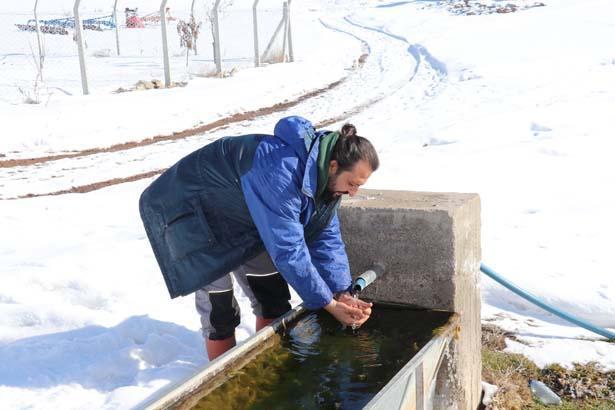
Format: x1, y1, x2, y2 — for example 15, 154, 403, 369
195, 307, 453, 409
194, 345, 292, 410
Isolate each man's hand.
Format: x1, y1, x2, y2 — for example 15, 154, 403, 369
324, 296, 372, 328
324, 299, 367, 327
336, 292, 373, 318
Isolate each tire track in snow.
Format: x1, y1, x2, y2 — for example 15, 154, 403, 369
344, 15, 448, 83
0, 79, 346, 169
320, 16, 449, 128
334, 15, 449, 143
0, 15, 420, 200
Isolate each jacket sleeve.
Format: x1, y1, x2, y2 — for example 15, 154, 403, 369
306, 213, 352, 294
241, 157, 334, 310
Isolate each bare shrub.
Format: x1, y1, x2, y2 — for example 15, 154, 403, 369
19, 40, 48, 104
177, 17, 202, 66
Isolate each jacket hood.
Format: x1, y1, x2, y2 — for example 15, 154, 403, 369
273, 116, 322, 199
273, 116, 318, 158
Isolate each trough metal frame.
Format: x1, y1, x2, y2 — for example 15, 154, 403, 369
364, 311, 459, 410
139, 305, 458, 410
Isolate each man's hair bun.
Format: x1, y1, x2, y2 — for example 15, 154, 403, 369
330, 122, 379, 173
340, 123, 357, 138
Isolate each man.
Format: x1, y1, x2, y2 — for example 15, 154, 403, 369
139, 116, 379, 360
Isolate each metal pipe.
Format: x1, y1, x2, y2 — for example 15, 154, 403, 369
113, 0, 120, 56
34, 0, 44, 80
481, 263, 615, 340
160, 0, 171, 87
73, 0, 89, 95
212, 0, 222, 75
353, 263, 386, 294
252, 0, 260, 67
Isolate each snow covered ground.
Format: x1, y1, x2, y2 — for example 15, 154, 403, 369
0, 0, 360, 155
1, 0, 614, 408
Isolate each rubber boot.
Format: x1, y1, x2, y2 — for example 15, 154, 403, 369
206, 335, 236, 361
256, 316, 275, 332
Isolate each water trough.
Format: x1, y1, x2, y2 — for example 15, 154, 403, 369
139, 189, 482, 409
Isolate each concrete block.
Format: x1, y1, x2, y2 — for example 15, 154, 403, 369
339, 189, 481, 410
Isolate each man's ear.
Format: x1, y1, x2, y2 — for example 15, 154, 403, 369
328, 160, 338, 175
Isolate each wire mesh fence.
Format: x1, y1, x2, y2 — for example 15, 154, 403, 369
219, 2, 287, 70
1, 11, 79, 104
1, 1, 291, 104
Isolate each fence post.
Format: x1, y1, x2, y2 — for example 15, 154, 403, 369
212, 0, 222, 75
190, 0, 198, 55
287, 0, 293, 62
281, 2, 288, 62
252, 0, 260, 67
33, 0, 44, 80
113, 0, 120, 56
74, 0, 90, 95
160, 0, 171, 87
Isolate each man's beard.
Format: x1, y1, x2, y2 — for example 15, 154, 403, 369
327, 173, 348, 198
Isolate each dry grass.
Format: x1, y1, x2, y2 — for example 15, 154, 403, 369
193, 64, 219, 78
261, 47, 287, 65
191, 63, 237, 78
541, 362, 615, 402
482, 348, 539, 409
481, 325, 615, 409
482, 323, 517, 351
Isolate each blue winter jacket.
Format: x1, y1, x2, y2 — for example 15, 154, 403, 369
139, 116, 351, 309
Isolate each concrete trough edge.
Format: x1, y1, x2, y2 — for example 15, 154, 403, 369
138, 304, 306, 410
